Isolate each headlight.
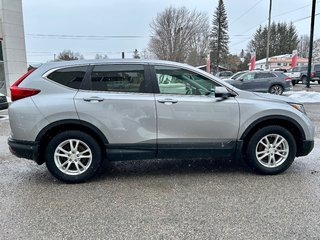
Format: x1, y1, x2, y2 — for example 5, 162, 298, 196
289, 103, 306, 114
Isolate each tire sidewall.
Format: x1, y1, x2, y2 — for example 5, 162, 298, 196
246, 126, 296, 175
45, 130, 102, 183
269, 85, 283, 95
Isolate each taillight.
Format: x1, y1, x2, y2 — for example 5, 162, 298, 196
284, 77, 292, 81
311, 72, 315, 77
10, 68, 40, 101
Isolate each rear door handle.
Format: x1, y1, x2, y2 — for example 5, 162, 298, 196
157, 98, 178, 104
83, 97, 104, 102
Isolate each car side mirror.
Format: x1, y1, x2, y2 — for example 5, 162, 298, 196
215, 86, 231, 99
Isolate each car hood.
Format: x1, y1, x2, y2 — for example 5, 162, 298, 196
252, 92, 299, 103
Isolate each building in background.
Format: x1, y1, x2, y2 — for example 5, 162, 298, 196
0, 0, 27, 96
252, 54, 308, 71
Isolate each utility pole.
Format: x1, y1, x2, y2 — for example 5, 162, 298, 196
306, 0, 317, 88
265, 0, 272, 70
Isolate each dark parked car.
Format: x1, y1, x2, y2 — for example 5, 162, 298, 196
285, 64, 320, 85
0, 93, 8, 110
225, 71, 292, 95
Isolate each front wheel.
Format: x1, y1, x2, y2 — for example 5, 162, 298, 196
269, 85, 283, 95
292, 80, 296, 86
45, 130, 102, 183
246, 126, 296, 175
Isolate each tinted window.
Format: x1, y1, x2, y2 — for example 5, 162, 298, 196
89, 65, 145, 92
47, 66, 87, 89
255, 72, 275, 78
155, 66, 219, 95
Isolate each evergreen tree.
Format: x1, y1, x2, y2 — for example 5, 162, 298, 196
210, 0, 229, 72
247, 22, 299, 61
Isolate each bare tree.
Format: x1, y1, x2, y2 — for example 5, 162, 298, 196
298, 35, 310, 58
56, 50, 84, 61
149, 6, 209, 65
313, 38, 320, 62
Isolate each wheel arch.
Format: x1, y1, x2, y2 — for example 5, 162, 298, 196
36, 120, 108, 164
240, 115, 306, 157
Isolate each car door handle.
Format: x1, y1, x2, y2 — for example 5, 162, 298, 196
157, 98, 178, 104
83, 97, 104, 102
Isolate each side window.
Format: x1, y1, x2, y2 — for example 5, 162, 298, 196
255, 73, 265, 79
256, 72, 276, 78
47, 66, 87, 89
155, 66, 219, 95
242, 72, 255, 81
89, 65, 145, 92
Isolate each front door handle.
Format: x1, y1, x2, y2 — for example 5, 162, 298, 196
83, 97, 104, 102
157, 98, 178, 104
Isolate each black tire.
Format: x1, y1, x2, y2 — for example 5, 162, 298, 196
45, 130, 102, 183
292, 80, 296, 86
301, 76, 307, 85
318, 80, 320, 84
246, 126, 296, 175
269, 85, 283, 95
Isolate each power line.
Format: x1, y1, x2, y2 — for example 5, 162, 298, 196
293, 12, 320, 23
273, 4, 311, 18
229, 0, 264, 26
25, 33, 147, 39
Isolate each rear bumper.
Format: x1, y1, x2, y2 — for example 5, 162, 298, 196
297, 140, 314, 157
8, 138, 41, 164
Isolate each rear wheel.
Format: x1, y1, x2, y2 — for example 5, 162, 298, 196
292, 80, 296, 86
269, 85, 283, 95
246, 126, 296, 175
318, 80, 320, 84
45, 130, 102, 183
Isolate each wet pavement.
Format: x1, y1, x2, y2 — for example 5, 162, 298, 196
0, 103, 320, 239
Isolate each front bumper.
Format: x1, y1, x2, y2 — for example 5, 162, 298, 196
297, 140, 314, 157
8, 138, 41, 164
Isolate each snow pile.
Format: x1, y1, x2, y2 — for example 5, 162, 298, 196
284, 91, 320, 103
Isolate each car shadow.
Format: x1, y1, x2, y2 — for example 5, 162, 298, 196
93, 157, 252, 181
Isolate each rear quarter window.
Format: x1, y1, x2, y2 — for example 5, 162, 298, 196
47, 66, 88, 89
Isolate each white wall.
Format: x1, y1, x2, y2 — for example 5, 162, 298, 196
0, 0, 27, 96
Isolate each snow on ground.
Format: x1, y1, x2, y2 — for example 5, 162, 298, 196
284, 91, 320, 103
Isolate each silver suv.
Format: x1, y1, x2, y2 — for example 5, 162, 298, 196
8, 60, 315, 183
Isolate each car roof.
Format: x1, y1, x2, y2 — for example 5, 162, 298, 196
37, 59, 191, 71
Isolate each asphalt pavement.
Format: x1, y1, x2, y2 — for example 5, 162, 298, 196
0, 101, 320, 239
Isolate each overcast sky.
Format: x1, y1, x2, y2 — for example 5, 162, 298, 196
22, 0, 319, 64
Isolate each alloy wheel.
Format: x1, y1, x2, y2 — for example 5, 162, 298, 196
54, 139, 93, 176
255, 134, 289, 168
